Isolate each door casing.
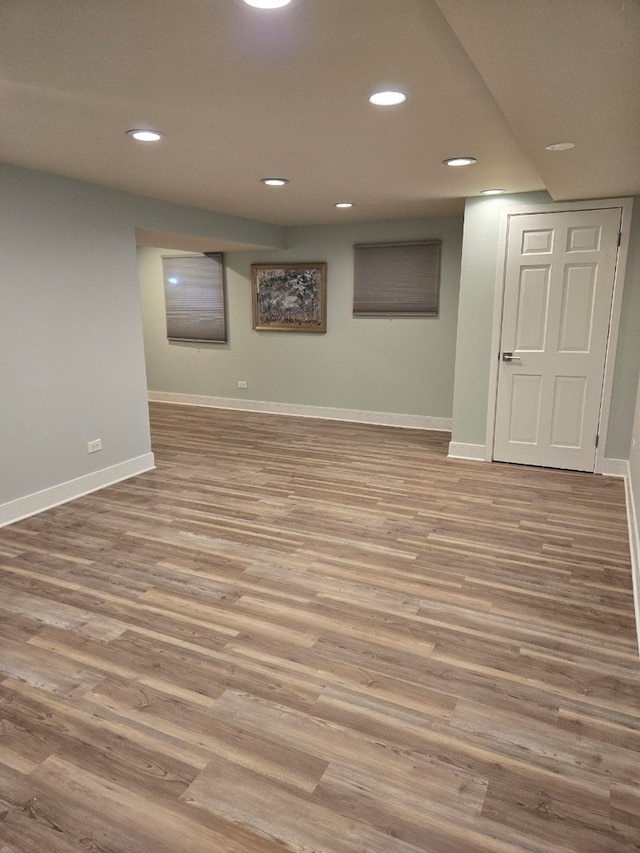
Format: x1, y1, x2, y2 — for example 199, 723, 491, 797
486, 198, 634, 473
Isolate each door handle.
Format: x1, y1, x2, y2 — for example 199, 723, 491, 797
502, 352, 521, 362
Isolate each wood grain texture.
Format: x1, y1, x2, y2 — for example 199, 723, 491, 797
0, 402, 638, 852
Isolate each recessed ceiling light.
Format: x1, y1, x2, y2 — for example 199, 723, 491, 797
545, 141, 575, 151
480, 188, 506, 196
126, 129, 164, 142
443, 157, 477, 167
334, 202, 354, 208
261, 178, 289, 186
369, 90, 407, 107
243, 0, 292, 7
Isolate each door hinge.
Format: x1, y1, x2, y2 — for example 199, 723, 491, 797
595, 434, 599, 448
618, 231, 622, 247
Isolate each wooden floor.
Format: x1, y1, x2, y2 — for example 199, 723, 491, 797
0, 402, 639, 853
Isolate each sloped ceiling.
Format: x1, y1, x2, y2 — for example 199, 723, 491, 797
0, 0, 638, 226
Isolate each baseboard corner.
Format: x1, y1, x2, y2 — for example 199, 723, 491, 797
447, 441, 487, 461
600, 457, 629, 478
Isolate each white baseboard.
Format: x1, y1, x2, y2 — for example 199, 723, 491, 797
447, 442, 487, 461
577, 457, 639, 656
618, 460, 640, 656
0, 453, 155, 528
445, 452, 633, 473
600, 457, 629, 477
148, 391, 452, 432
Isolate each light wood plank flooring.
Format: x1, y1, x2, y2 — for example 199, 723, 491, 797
1, 402, 639, 852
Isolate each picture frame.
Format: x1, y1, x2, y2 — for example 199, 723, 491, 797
251, 262, 327, 333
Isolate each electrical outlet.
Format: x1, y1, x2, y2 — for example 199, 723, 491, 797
237, 380, 248, 389
87, 438, 102, 454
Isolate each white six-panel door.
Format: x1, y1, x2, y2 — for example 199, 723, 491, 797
493, 207, 621, 471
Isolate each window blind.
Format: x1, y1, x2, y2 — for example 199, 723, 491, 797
162, 253, 226, 343
353, 240, 441, 316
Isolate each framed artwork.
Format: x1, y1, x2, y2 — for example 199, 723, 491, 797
251, 262, 327, 333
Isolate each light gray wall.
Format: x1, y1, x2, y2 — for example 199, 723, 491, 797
450, 191, 552, 447
451, 192, 640, 460
0, 164, 285, 507
607, 204, 640, 457
139, 216, 463, 417
5, 160, 638, 521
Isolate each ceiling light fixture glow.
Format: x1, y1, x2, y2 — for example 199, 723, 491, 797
545, 141, 575, 151
369, 90, 407, 106
243, 0, 292, 7
334, 202, 353, 208
480, 188, 506, 196
261, 177, 289, 186
443, 156, 477, 167
126, 129, 164, 142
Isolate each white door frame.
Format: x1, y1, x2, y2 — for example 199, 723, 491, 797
485, 197, 634, 473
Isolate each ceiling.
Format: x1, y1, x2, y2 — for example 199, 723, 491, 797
1, 0, 638, 227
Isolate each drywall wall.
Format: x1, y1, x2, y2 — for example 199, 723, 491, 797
0, 166, 150, 508
0, 164, 285, 520
450, 191, 551, 448
139, 216, 463, 419
451, 191, 640, 460
5, 159, 636, 530
606, 203, 640, 457
624, 209, 640, 615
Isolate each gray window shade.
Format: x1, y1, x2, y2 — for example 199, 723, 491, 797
353, 240, 441, 316
162, 253, 226, 343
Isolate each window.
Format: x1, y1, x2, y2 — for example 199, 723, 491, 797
353, 240, 441, 317
162, 253, 227, 343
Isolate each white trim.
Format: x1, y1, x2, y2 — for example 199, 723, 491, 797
447, 442, 486, 461
0, 453, 155, 528
148, 391, 452, 432
600, 457, 629, 478
485, 197, 633, 472
618, 460, 640, 656
604, 458, 640, 656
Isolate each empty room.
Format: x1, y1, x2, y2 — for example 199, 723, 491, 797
1, 1, 640, 851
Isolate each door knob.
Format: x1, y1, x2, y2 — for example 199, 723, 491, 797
502, 352, 521, 362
